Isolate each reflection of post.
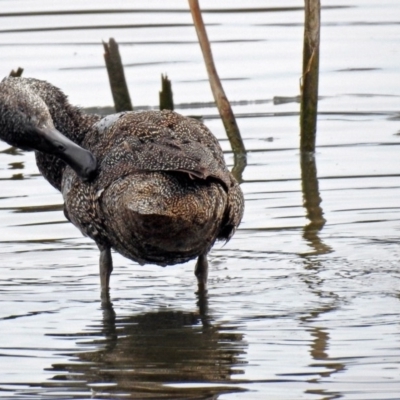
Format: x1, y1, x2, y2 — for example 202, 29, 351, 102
300, 319, 345, 387
300, 148, 340, 392
301, 152, 325, 231
310, 327, 329, 360
300, 152, 332, 256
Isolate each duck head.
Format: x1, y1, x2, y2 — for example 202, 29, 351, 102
0, 77, 97, 181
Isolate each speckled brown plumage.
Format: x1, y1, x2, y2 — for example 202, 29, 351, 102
0, 77, 244, 293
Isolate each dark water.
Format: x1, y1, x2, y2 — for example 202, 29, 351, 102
1, 1, 400, 399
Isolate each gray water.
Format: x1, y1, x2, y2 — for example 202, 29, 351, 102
1, 1, 400, 399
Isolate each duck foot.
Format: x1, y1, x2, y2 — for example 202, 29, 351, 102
99, 245, 113, 294
195, 253, 208, 292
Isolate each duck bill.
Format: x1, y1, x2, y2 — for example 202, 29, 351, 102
35, 126, 97, 181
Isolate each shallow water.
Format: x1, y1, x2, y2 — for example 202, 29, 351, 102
1, 1, 400, 399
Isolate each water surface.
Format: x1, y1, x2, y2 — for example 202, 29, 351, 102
1, 1, 400, 399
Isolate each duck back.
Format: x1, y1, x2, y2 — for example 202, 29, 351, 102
62, 110, 243, 267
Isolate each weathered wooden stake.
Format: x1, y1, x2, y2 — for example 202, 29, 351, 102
9, 67, 24, 77
159, 74, 174, 111
103, 38, 133, 112
300, 0, 321, 153
188, 0, 247, 165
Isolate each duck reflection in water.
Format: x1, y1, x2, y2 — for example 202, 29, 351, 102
43, 294, 247, 399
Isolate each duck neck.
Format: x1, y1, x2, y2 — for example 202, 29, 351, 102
25, 78, 101, 144
23, 78, 102, 190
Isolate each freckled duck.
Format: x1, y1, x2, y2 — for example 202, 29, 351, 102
0, 77, 244, 293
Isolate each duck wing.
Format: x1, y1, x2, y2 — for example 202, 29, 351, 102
86, 110, 233, 191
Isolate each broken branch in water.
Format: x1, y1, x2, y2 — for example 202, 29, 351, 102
9, 67, 24, 77
188, 0, 247, 173
103, 38, 133, 112
159, 74, 174, 111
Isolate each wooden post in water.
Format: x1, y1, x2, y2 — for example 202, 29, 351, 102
188, 0, 247, 164
159, 74, 174, 111
103, 38, 133, 112
300, 0, 321, 153
9, 67, 23, 77
299, 1, 328, 253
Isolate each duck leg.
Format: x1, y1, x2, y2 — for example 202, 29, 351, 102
195, 253, 208, 291
98, 244, 113, 294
